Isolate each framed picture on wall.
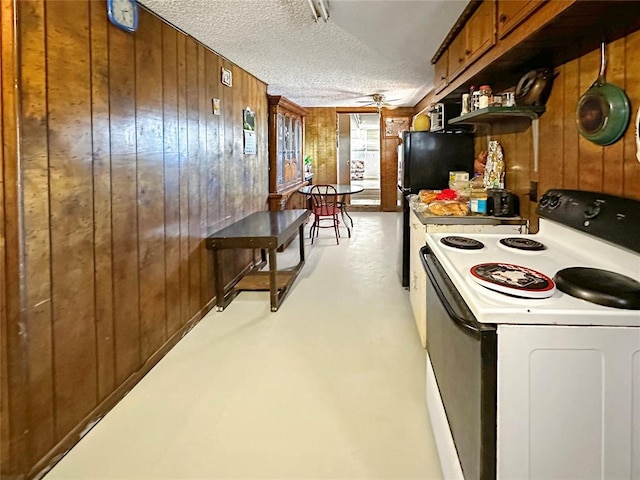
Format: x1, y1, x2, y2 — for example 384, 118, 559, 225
243, 107, 256, 155
212, 98, 221, 115
221, 67, 233, 87
384, 117, 410, 138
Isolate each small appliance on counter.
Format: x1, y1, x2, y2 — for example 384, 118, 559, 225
427, 102, 462, 132
486, 189, 519, 217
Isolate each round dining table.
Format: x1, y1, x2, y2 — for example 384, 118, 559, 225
297, 183, 364, 237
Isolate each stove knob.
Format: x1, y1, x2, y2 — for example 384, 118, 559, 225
548, 194, 560, 209
539, 193, 550, 207
584, 201, 601, 220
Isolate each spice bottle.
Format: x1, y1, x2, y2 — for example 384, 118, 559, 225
478, 85, 492, 109
461, 93, 470, 115
469, 174, 487, 215
471, 91, 480, 111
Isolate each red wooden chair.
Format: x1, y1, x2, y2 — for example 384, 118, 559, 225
309, 184, 340, 244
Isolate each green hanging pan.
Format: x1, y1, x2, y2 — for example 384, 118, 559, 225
576, 42, 630, 146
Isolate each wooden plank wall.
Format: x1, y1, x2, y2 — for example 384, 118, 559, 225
1, 1, 269, 478
305, 106, 412, 212
2, 0, 26, 476
477, 30, 640, 231
304, 107, 338, 185
381, 107, 414, 211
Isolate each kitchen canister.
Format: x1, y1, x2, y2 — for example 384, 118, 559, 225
461, 94, 470, 114
479, 85, 492, 109
503, 92, 516, 107
471, 91, 480, 111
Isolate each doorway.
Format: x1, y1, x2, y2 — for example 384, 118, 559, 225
337, 113, 381, 209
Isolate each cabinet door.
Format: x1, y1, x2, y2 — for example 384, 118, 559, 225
466, 0, 496, 65
409, 211, 427, 348
434, 54, 448, 94
497, 0, 546, 39
294, 119, 303, 183
284, 115, 293, 185
276, 113, 285, 188
447, 31, 467, 81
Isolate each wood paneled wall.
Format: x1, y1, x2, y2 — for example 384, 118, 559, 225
305, 107, 412, 212
1, 2, 268, 478
477, 30, 640, 230
304, 107, 338, 185
381, 107, 414, 211
1, 0, 20, 475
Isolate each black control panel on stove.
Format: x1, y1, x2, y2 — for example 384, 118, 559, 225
537, 189, 640, 254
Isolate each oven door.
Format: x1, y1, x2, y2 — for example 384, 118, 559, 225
421, 246, 497, 480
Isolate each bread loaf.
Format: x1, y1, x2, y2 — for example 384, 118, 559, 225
419, 189, 440, 204
428, 201, 469, 216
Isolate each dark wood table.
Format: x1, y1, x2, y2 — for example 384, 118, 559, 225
206, 209, 310, 312
297, 183, 364, 237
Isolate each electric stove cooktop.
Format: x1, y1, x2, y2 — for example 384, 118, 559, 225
426, 219, 640, 326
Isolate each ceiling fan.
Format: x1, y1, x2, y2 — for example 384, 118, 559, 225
357, 94, 399, 112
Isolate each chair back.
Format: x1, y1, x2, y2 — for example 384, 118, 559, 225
310, 185, 339, 216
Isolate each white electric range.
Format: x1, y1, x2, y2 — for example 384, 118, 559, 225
422, 189, 640, 480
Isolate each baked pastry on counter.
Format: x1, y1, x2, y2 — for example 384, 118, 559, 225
428, 201, 469, 216
419, 189, 440, 203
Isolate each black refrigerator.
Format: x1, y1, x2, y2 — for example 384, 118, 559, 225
398, 130, 474, 287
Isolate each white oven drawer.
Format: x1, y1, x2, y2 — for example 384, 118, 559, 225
497, 324, 640, 479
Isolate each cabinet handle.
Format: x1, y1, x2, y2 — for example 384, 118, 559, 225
465, 49, 471, 56
441, 75, 446, 80
499, 13, 507, 23
458, 57, 464, 63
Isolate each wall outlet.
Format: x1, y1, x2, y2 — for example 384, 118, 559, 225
529, 181, 538, 202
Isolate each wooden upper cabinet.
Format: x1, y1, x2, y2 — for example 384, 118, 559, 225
434, 53, 448, 94
446, 0, 496, 82
497, 0, 546, 39
447, 31, 467, 81
466, 0, 496, 65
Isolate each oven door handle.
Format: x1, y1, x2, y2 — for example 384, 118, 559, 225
421, 246, 489, 338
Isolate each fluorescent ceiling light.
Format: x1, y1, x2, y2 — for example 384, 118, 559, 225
307, 0, 329, 22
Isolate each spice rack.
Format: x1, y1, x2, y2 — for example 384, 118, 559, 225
449, 106, 545, 172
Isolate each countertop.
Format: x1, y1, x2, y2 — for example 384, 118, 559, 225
409, 200, 527, 227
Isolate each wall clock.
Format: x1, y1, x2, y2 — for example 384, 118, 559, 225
107, 0, 138, 33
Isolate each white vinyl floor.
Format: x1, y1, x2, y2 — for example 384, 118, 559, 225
45, 212, 443, 480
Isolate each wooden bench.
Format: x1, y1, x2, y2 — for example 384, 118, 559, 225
205, 209, 310, 312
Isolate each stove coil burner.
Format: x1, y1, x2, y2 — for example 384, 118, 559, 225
440, 236, 485, 250
500, 237, 546, 251
554, 267, 640, 310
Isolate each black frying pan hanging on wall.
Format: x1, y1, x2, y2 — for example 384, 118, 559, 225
576, 42, 630, 146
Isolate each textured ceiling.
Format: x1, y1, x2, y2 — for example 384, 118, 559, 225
139, 0, 468, 108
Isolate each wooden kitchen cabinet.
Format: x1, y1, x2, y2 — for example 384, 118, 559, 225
497, 0, 546, 39
433, 53, 448, 94
267, 95, 309, 211
447, 29, 467, 81
445, 0, 496, 83
409, 209, 427, 348
466, 0, 496, 65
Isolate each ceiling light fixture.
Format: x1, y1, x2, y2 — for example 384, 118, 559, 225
373, 94, 385, 113
307, 0, 329, 22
